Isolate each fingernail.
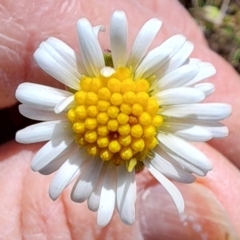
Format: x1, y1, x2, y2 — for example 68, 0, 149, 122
137, 183, 238, 240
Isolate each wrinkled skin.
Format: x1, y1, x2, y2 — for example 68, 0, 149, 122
0, 0, 240, 239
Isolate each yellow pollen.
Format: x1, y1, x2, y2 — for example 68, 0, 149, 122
115, 67, 131, 81
143, 125, 156, 138
87, 105, 99, 117
85, 130, 97, 143
97, 100, 110, 112
110, 93, 123, 106
135, 79, 149, 92
107, 106, 119, 118
91, 78, 102, 93
97, 136, 109, 148
120, 103, 132, 115
145, 137, 158, 149
98, 87, 111, 100
109, 140, 121, 153
152, 115, 164, 127
132, 103, 143, 116
68, 66, 162, 172
75, 91, 87, 105
87, 144, 99, 156
123, 91, 136, 105
136, 92, 149, 106
100, 148, 113, 161
80, 77, 92, 91
75, 105, 87, 119
97, 112, 109, 124
117, 113, 129, 125
120, 147, 133, 160
107, 119, 119, 131
146, 98, 159, 115
67, 109, 76, 122
86, 92, 98, 105
107, 78, 121, 93
119, 134, 132, 146
131, 138, 145, 151
121, 79, 135, 93
85, 118, 98, 130
118, 123, 131, 135
130, 124, 143, 138
97, 125, 109, 136
139, 112, 152, 125
73, 121, 85, 134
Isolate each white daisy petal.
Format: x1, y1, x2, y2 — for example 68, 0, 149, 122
161, 103, 232, 120
155, 64, 199, 91
166, 118, 229, 138
77, 18, 105, 77
39, 142, 79, 175
194, 83, 215, 97
97, 164, 117, 227
161, 123, 213, 141
93, 25, 106, 36
46, 37, 87, 75
39, 40, 82, 80
34, 48, 80, 90
31, 135, 74, 172
14, 10, 233, 227
186, 58, 201, 65
184, 62, 216, 86
157, 132, 213, 171
155, 87, 205, 105
19, 104, 66, 121
128, 18, 162, 71
110, 10, 128, 68
117, 165, 136, 225
54, 95, 75, 114
156, 40, 194, 77
49, 149, 86, 200
145, 161, 185, 214
155, 34, 186, 59
16, 83, 72, 110
71, 158, 103, 203
87, 164, 108, 212
200, 122, 229, 138
150, 154, 196, 183
16, 120, 70, 143
135, 46, 172, 80
155, 145, 207, 176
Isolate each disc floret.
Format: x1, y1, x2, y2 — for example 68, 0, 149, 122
67, 67, 164, 172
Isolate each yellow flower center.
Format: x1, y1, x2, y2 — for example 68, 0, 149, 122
67, 67, 164, 172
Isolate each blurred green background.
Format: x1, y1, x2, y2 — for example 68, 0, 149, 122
180, 0, 240, 72
1, 0, 239, 144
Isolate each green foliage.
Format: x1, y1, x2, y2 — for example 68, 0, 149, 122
180, 0, 240, 72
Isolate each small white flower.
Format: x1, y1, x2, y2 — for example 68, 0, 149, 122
15, 10, 232, 227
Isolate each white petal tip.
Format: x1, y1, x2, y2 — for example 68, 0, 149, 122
49, 191, 59, 201
113, 10, 127, 18
15, 131, 23, 143
121, 217, 135, 225
97, 220, 110, 228
100, 67, 116, 77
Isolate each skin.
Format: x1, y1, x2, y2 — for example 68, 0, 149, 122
0, 0, 240, 239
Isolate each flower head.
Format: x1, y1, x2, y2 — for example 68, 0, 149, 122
16, 10, 232, 227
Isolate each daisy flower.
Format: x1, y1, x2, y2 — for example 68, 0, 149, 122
15, 10, 232, 227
